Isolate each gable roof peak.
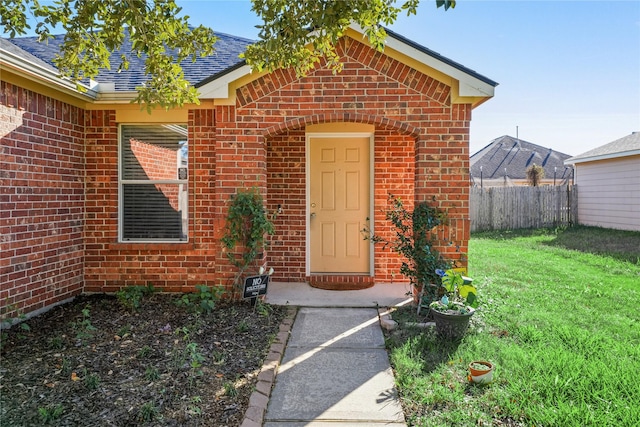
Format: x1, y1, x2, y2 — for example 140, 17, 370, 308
199, 23, 497, 103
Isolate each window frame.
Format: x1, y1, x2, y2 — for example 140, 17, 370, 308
117, 123, 189, 243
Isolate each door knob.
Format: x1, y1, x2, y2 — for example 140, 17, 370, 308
310, 212, 316, 218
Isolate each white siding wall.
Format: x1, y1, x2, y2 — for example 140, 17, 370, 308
575, 155, 640, 231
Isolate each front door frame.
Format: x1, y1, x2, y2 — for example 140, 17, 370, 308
305, 130, 375, 276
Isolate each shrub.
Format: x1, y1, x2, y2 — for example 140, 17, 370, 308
363, 194, 460, 305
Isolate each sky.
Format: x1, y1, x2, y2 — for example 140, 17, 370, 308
9, 0, 640, 156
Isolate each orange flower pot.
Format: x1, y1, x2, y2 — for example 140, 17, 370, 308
469, 361, 494, 384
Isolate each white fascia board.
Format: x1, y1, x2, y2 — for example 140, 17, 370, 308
382, 35, 495, 98
1, 47, 97, 100
197, 64, 253, 99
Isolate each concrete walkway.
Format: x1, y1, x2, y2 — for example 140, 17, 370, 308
238, 282, 410, 426
265, 281, 412, 308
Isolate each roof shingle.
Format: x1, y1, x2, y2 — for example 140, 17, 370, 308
6, 29, 253, 91
470, 135, 573, 181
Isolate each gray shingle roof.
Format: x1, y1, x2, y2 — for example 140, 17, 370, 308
565, 132, 640, 164
470, 135, 573, 181
6, 29, 253, 91
0, 37, 59, 72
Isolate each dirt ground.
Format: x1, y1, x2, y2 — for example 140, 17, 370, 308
0, 293, 288, 426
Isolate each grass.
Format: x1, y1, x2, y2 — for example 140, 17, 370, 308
387, 226, 640, 427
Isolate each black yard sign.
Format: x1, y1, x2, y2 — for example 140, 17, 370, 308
243, 275, 270, 299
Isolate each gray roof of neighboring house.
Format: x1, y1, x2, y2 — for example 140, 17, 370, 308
5, 29, 253, 91
565, 132, 640, 164
471, 135, 573, 181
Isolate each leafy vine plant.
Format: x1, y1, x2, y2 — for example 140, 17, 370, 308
221, 187, 276, 297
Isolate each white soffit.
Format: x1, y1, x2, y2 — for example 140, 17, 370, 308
197, 64, 254, 99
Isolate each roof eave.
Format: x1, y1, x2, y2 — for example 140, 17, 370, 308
565, 149, 640, 165
0, 46, 98, 101
382, 26, 498, 92
195, 62, 253, 99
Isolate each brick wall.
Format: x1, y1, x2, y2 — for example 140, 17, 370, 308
2, 32, 473, 317
266, 130, 307, 279
212, 104, 269, 284
372, 131, 416, 282
1, 82, 85, 319
83, 110, 220, 293
234, 36, 471, 281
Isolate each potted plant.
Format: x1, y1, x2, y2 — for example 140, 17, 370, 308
362, 195, 453, 307
429, 268, 478, 339
468, 360, 494, 384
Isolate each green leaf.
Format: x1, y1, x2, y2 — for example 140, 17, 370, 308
458, 284, 477, 300
465, 291, 477, 308
436, 0, 456, 11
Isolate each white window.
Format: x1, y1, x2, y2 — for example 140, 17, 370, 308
118, 124, 188, 242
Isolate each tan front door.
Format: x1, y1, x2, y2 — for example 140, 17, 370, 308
309, 136, 370, 273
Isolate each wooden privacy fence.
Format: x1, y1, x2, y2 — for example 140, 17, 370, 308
470, 185, 577, 232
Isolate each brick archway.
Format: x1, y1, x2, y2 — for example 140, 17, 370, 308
261, 112, 421, 139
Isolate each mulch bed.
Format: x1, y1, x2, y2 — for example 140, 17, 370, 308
0, 293, 288, 426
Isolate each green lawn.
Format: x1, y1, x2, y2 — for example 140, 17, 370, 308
387, 226, 640, 427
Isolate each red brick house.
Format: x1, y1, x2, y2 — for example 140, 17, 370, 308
1, 26, 497, 320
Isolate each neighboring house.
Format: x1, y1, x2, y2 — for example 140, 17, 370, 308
470, 135, 573, 187
564, 132, 640, 231
1, 26, 497, 319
